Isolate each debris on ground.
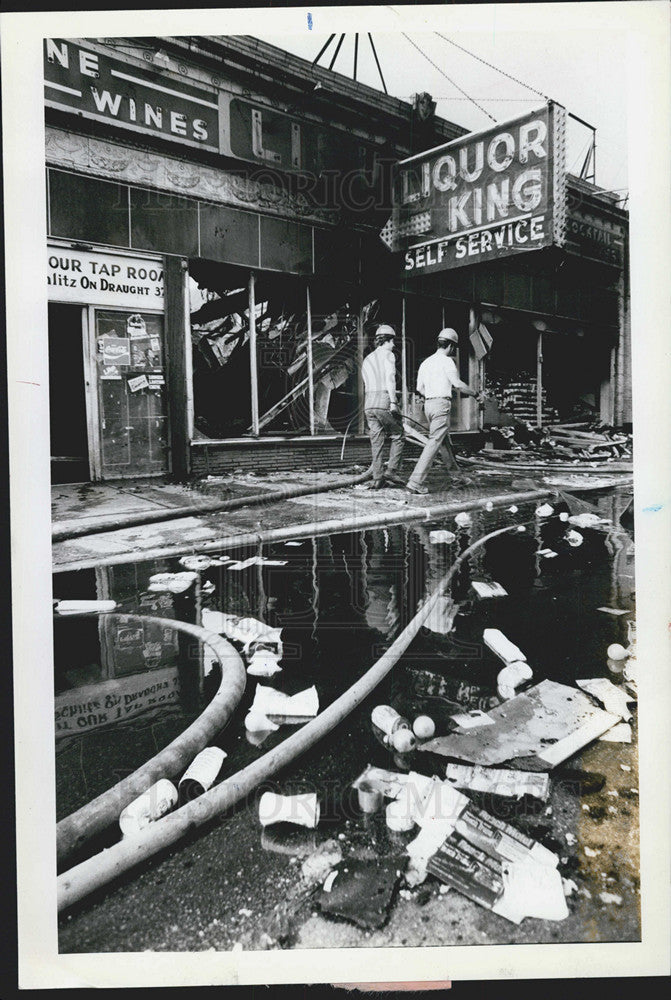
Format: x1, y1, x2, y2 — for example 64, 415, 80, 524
444, 764, 550, 801
483, 628, 527, 665
576, 677, 635, 720
599, 892, 623, 906
422, 595, 459, 635
119, 779, 178, 836
405, 667, 500, 714
371, 704, 417, 752
412, 715, 436, 740
227, 556, 288, 570
475, 421, 633, 468
450, 709, 494, 730
599, 722, 632, 743
316, 857, 405, 930
179, 554, 230, 570
496, 661, 533, 701
419, 680, 620, 767
251, 684, 319, 722
54, 599, 117, 615
258, 791, 320, 829
244, 710, 279, 734
300, 839, 343, 884
597, 607, 630, 616
429, 529, 456, 545
471, 581, 508, 598
148, 571, 197, 593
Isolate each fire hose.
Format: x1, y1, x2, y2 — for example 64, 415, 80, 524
57, 521, 529, 911
56, 619, 246, 867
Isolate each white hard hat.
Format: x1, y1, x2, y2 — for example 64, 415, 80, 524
437, 328, 459, 345
375, 324, 396, 340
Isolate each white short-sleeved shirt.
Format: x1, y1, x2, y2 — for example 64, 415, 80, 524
416, 351, 460, 399
362, 346, 397, 400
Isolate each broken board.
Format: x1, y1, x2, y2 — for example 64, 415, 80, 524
418, 679, 620, 768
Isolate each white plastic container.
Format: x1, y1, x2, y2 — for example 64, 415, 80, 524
119, 779, 178, 837
258, 791, 320, 829
371, 705, 417, 752
178, 747, 226, 801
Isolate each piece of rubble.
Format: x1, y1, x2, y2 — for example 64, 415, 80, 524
599, 722, 632, 743
576, 678, 635, 721
420, 680, 619, 767
471, 581, 508, 599
497, 661, 533, 701
316, 857, 405, 930
565, 530, 584, 547
483, 628, 527, 665
584, 846, 600, 858
429, 530, 456, 544
599, 892, 623, 906
301, 839, 343, 885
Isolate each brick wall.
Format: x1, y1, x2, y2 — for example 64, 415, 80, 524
190, 437, 373, 476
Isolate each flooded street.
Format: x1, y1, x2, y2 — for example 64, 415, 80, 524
55, 487, 638, 952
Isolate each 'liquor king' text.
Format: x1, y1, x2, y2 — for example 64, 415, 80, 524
404, 215, 547, 270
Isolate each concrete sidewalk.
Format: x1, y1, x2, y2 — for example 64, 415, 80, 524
51, 463, 554, 573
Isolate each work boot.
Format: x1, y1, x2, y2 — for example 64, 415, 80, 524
406, 483, 429, 495
384, 471, 406, 487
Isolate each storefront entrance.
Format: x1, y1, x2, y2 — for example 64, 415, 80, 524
49, 303, 89, 483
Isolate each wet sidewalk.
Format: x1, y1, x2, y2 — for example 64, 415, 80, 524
52, 463, 558, 573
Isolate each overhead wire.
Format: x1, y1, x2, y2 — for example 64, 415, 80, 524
401, 32, 497, 123
434, 32, 550, 102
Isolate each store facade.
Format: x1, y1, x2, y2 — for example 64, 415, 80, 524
44, 35, 629, 483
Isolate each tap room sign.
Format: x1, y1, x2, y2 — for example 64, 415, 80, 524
381, 103, 568, 275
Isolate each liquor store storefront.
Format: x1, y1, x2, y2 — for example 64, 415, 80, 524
45, 38, 628, 484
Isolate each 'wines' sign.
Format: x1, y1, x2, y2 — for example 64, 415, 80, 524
381, 103, 568, 274
44, 39, 219, 152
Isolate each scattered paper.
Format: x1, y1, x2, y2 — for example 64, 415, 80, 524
284, 541, 304, 546
423, 595, 459, 635
537, 548, 558, 558
201, 610, 282, 655
445, 764, 550, 801
576, 677, 635, 721
450, 709, 495, 730
227, 556, 288, 570
251, 684, 319, 721
352, 766, 416, 800
535, 503, 554, 517
244, 710, 279, 733
493, 859, 568, 923
246, 652, 282, 678
597, 607, 630, 616
471, 581, 508, 599
55, 599, 117, 615
179, 554, 230, 570
599, 722, 632, 743
569, 513, 610, 528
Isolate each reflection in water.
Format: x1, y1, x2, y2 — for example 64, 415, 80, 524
53, 488, 635, 826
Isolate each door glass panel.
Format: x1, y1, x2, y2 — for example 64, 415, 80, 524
95, 309, 169, 477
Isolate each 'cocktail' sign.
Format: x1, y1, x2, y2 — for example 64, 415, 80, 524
381, 102, 567, 274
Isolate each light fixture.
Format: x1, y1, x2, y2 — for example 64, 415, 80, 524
153, 49, 171, 70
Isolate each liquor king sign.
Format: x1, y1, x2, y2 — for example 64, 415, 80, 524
381, 103, 568, 274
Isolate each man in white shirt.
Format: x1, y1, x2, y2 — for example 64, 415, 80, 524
406, 327, 480, 495
361, 325, 406, 488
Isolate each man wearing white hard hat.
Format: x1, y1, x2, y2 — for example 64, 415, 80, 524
361, 324, 406, 489
406, 328, 481, 495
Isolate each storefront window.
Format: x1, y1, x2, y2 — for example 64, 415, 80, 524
189, 260, 253, 440
95, 308, 169, 476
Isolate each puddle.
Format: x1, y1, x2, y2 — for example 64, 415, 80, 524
55, 485, 638, 949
